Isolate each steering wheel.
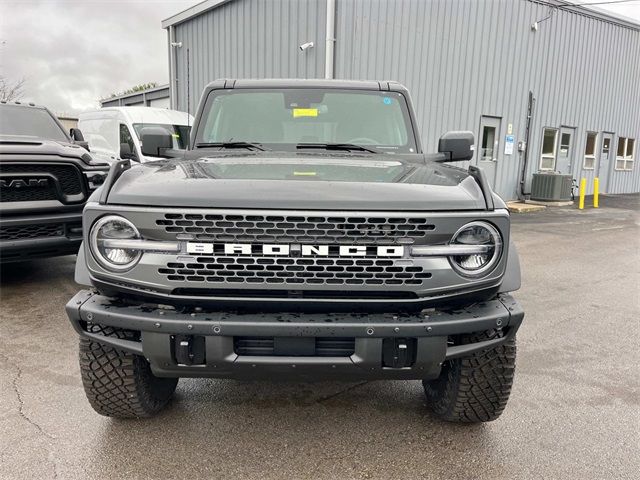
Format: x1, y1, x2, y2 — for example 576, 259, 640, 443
346, 137, 378, 145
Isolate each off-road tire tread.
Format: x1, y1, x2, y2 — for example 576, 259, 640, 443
423, 329, 516, 423
79, 324, 178, 418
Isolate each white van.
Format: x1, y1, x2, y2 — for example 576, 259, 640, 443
78, 107, 194, 163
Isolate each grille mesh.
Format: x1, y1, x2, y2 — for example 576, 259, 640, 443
157, 213, 435, 244
234, 337, 356, 356
0, 164, 83, 203
159, 256, 431, 286
0, 223, 65, 241
0, 184, 57, 202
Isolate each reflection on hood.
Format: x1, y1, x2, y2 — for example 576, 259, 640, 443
148, 151, 467, 186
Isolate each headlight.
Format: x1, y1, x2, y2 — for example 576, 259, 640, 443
89, 215, 142, 272
449, 221, 502, 277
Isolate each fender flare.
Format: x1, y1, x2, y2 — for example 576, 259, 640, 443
499, 239, 521, 293
75, 242, 92, 287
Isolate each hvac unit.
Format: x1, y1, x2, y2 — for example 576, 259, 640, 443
530, 173, 573, 201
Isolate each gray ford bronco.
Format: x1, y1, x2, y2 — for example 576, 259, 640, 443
0, 102, 109, 262
66, 79, 523, 422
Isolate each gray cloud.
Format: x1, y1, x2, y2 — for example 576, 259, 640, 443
0, 0, 196, 115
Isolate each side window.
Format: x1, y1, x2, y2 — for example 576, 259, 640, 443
583, 132, 597, 170
616, 137, 635, 171
540, 128, 558, 170
119, 124, 136, 157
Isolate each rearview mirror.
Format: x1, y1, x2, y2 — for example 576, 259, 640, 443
438, 131, 474, 161
140, 127, 172, 157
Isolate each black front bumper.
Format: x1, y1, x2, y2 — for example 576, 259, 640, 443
66, 290, 524, 380
0, 211, 83, 262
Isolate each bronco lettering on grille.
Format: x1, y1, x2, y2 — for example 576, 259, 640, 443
186, 242, 404, 257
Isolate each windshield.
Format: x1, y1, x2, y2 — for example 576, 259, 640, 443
132, 123, 191, 152
0, 105, 68, 142
194, 89, 417, 153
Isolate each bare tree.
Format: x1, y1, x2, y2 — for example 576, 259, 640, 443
0, 76, 26, 102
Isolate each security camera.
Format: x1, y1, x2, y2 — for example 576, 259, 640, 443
299, 42, 314, 51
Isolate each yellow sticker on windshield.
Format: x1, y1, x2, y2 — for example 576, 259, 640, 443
293, 108, 318, 118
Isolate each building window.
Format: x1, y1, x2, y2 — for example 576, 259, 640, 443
540, 128, 557, 170
559, 132, 571, 157
583, 132, 597, 170
615, 137, 635, 171
480, 125, 496, 161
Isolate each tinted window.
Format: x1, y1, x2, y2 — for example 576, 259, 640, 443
195, 89, 417, 153
119, 124, 135, 153
0, 105, 67, 142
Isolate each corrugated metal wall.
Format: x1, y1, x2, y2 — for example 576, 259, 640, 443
171, 0, 640, 200
173, 0, 326, 111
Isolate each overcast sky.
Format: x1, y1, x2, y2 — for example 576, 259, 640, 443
0, 0, 639, 116
0, 0, 197, 115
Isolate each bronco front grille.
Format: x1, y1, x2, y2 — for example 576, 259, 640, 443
158, 257, 432, 287
0, 164, 83, 202
156, 213, 436, 244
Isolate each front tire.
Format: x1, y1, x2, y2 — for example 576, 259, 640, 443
423, 329, 516, 423
79, 325, 178, 418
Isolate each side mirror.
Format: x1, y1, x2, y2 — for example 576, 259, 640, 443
140, 127, 172, 157
120, 143, 137, 160
70, 128, 85, 142
438, 131, 474, 161
70, 128, 90, 151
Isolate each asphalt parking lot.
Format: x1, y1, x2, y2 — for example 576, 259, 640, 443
0, 194, 638, 480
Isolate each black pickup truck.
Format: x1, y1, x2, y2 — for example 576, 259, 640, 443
0, 102, 109, 262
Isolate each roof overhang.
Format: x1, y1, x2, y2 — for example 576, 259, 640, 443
163, 0, 639, 31
162, 0, 233, 29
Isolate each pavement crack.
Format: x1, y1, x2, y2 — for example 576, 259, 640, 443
316, 381, 368, 403
0, 351, 56, 440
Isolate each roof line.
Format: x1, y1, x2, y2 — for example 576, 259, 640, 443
163, 0, 639, 30
100, 84, 170, 103
162, 0, 233, 28
528, 0, 640, 30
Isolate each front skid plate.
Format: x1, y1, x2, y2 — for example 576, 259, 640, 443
66, 290, 524, 380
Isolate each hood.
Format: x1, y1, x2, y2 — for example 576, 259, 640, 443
0, 135, 92, 163
106, 151, 487, 211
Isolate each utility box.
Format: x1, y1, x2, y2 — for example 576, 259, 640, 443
531, 173, 573, 201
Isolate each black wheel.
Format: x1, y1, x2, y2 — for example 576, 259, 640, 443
79, 324, 178, 418
423, 329, 516, 423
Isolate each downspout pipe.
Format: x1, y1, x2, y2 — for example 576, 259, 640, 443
168, 26, 176, 110
325, 0, 336, 79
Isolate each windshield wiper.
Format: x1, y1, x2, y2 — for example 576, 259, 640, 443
296, 143, 381, 154
194, 141, 269, 151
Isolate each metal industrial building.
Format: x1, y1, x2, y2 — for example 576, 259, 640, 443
100, 84, 171, 108
162, 0, 639, 201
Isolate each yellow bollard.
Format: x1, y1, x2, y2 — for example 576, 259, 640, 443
579, 178, 586, 210
593, 177, 599, 208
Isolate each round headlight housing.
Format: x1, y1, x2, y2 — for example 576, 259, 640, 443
449, 221, 502, 277
89, 215, 142, 272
